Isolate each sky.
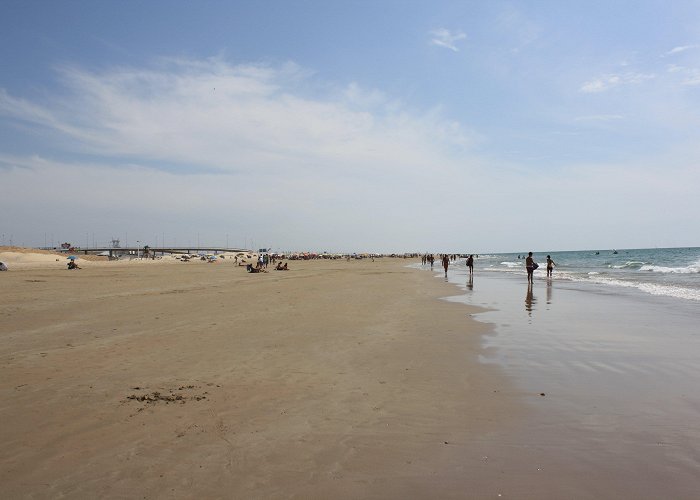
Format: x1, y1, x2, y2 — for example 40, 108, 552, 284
1, 0, 699, 253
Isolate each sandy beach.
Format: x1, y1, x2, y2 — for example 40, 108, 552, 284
4, 1, 700, 497
1, 253, 522, 499
2, 250, 699, 499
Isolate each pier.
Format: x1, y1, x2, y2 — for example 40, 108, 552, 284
49, 247, 250, 259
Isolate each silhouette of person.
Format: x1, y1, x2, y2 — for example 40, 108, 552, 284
525, 252, 536, 284
546, 255, 555, 277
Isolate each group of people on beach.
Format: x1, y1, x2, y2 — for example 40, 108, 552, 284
246, 261, 289, 273
438, 253, 475, 277
424, 252, 555, 283
525, 252, 556, 283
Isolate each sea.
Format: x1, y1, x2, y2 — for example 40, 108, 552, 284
414, 247, 700, 495
472, 246, 700, 302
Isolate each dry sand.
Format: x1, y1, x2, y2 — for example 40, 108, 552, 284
0, 254, 528, 498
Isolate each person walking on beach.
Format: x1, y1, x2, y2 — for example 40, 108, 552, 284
466, 254, 474, 276
546, 255, 555, 277
525, 251, 537, 284
442, 254, 449, 277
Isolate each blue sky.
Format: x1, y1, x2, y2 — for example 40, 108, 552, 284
1, 1, 699, 252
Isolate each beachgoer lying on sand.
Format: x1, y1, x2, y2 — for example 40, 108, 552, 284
275, 262, 289, 271
67, 261, 81, 270
246, 264, 267, 273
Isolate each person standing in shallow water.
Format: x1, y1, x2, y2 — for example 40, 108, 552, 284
546, 255, 555, 277
466, 254, 474, 276
442, 254, 449, 277
525, 251, 536, 284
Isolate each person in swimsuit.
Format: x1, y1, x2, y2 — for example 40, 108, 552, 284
466, 254, 474, 275
442, 254, 449, 277
525, 251, 536, 284
546, 255, 555, 277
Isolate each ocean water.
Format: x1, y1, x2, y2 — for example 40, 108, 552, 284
471, 247, 700, 302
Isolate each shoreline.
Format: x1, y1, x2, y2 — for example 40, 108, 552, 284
436, 263, 700, 498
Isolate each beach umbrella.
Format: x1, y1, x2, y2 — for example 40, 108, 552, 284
67, 255, 77, 260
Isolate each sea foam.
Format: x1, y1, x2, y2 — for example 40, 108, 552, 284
639, 259, 700, 274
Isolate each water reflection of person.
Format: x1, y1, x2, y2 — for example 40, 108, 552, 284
525, 283, 536, 315
466, 274, 473, 291
546, 279, 553, 305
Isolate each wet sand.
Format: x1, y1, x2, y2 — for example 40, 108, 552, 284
1, 257, 522, 499
442, 266, 700, 499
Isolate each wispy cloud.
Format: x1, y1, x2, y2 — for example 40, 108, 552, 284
580, 75, 621, 93
580, 72, 655, 93
0, 58, 478, 177
658, 46, 700, 87
574, 114, 624, 122
681, 70, 700, 86
663, 44, 699, 57
429, 28, 466, 52
495, 5, 541, 53
664, 64, 700, 85
0, 58, 491, 250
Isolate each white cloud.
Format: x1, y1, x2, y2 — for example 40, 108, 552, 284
580, 75, 621, 93
0, 58, 477, 179
580, 72, 655, 93
664, 45, 699, 57
429, 28, 467, 52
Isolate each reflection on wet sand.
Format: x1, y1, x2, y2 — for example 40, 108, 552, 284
466, 275, 473, 291
442, 268, 700, 499
525, 283, 536, 314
